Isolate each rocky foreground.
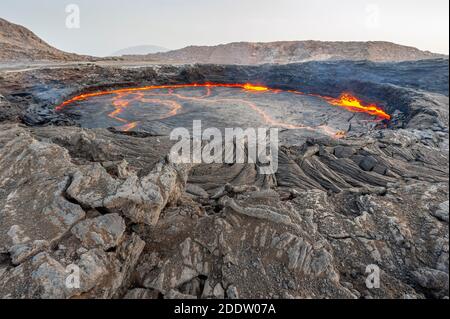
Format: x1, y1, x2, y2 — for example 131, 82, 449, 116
0, 60, 448, 299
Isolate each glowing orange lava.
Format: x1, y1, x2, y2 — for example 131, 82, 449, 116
243, 83, 270, 92
325, 93, 391, 120
118, 121, 138, 131
56, 83, 390, 135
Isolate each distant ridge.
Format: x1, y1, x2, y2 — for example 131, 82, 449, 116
127, 40, 447, 65
1, 17, 446, 64
112, 45, 169, 57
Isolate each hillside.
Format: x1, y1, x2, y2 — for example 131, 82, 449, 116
1, 18, 445, 64
135, 41, 446, 64
0, 18, 92, 62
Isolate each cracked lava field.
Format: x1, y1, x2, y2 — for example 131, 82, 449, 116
55, 83, 390, 137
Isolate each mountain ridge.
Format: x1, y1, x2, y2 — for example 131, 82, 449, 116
128, 40, 447, 64
112, 45, 169, 57
0, 17, 447, 64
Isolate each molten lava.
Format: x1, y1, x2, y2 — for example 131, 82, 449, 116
325, 93, 391, 120
56, 83, 390, 136
243, 83, 270, 92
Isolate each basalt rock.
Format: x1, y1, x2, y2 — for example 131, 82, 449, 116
0, 60, 448, 299
71, 214, 126, 250
0, 124, 171, 298
0, 124, 85, 265
0, 233, 145, 298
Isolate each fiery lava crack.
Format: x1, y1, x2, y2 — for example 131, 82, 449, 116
56, 83, 390, 135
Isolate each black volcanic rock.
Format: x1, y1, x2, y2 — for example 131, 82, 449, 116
0, 57, 448, 299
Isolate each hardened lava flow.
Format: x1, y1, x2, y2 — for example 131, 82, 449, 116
56, 83, 391, 135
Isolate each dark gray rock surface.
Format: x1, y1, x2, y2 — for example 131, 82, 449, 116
0, 59, 448, 299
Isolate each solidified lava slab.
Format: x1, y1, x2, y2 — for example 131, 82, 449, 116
56, 83, 390, 137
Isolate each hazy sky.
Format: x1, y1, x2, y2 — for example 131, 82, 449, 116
0, 0, 448, 56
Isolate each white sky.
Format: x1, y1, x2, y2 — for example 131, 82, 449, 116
0, 0, 448, 56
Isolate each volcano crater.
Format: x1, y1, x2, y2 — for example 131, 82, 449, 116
55, 82, 392, 140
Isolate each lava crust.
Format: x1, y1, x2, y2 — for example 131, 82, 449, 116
55, 83, 390, 136
0, 60, 448, 299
